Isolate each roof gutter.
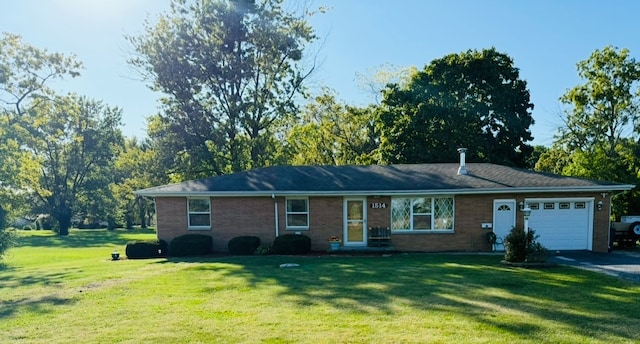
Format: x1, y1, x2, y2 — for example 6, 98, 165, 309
134, 184, 635, 198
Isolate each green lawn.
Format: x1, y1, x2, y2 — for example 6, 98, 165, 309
1, 230, 639, 343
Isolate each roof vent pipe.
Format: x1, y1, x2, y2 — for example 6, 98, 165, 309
457, 148, 468, 175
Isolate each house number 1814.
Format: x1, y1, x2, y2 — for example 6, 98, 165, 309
370, 202, 387, 209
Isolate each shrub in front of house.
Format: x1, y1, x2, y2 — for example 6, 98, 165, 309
504, 227, 548, 263
126, 239, 168, 259
271, 234, 311, 255
169, 234, 213, 257
526, 241, 549, 263
228, 236, 261, 255
0, 228, 16, 260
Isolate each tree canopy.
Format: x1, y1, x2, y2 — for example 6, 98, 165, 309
0, 33, 84, 231
376, 48, 535, 167
286, 89, 377, 165
1, 33, 127, 234
536, 46, 640, 217
128, 0, 318, 179
554, 46, 640, 153
18, 95, 124, 234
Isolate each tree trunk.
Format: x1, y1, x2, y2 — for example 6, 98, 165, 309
0, 204, 6, 230
137, 197, 147, 229
125, 211, 133, 229
57, 215, 71, 236
54, 207, 73, 236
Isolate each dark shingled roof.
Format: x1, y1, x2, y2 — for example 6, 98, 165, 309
135, 163, 634, 196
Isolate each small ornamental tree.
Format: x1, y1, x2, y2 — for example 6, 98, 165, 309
504, 227, 548, 263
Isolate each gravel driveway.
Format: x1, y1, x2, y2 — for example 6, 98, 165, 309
551, 250, 640, 283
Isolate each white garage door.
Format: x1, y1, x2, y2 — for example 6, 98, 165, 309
526, 198, 593, 250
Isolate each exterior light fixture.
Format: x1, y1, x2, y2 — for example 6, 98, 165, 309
597, 201, 603, 211
522, 206, 532, 234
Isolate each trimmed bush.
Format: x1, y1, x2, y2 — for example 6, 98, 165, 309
0, 229, 15, 260
271, 234, 311, 255
504, 227, 548, 263
169, 234, 213, 257
228, 236, 261, 255
126, 239, 168, 259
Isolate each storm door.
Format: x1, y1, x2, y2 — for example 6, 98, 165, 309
344, 198, 367, 246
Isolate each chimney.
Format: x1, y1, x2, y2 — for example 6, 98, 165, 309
457, 148, 467, 175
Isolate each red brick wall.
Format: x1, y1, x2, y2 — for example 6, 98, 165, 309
155, 191, 611, 253
367, 196, 391, 228
212, 197, 277, 252
156, 197, 188, 242
306, 197, 343, 251
155, 196, 346, 252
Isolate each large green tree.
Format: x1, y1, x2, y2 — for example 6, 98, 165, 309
18, 95, 124, 235
286, 89, 377, 165
376, 48, 534, 167
128, 0, 318, 179
555, 46, 640, 153
0, 32, 82, 225
536, 46, 640, 217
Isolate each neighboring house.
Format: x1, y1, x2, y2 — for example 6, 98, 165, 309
135, 151, 634, 253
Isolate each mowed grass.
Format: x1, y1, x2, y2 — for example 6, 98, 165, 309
1, 230, 640, 343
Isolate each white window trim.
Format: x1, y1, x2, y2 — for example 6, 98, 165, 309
187, 197, 211, 230
286, 197, 309, 230
391, 196, 455, 233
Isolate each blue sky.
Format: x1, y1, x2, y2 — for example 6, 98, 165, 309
2, 0, 640, 146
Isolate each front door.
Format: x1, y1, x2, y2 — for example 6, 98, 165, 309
344, 198, 366, 246
493, 199, 516, 250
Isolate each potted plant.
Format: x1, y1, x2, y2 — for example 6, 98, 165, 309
328, 236, 341, 251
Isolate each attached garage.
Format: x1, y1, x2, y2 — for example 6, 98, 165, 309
526, 198, 593, 250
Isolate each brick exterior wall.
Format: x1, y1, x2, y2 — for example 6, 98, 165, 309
156, 197, 188, 242
303, 197, 343, 250
367, 196, 391, 228
155, 191, 612, 253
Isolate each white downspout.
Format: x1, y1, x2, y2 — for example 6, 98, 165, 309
273, 193, 279, 237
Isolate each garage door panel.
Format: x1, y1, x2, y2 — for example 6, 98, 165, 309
526, 200, 591, 250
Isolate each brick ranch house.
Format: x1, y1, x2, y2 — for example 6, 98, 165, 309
135, 151, 633, 253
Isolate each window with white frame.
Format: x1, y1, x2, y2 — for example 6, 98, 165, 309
391, 197, 454, 231
286, 198, 309, 229
188, 198, 211, 229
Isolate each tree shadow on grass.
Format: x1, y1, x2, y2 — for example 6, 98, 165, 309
0, 295, 76, 319
0, 266, 83, 289
158, 254, 640, 342
0, 264, 85, 319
